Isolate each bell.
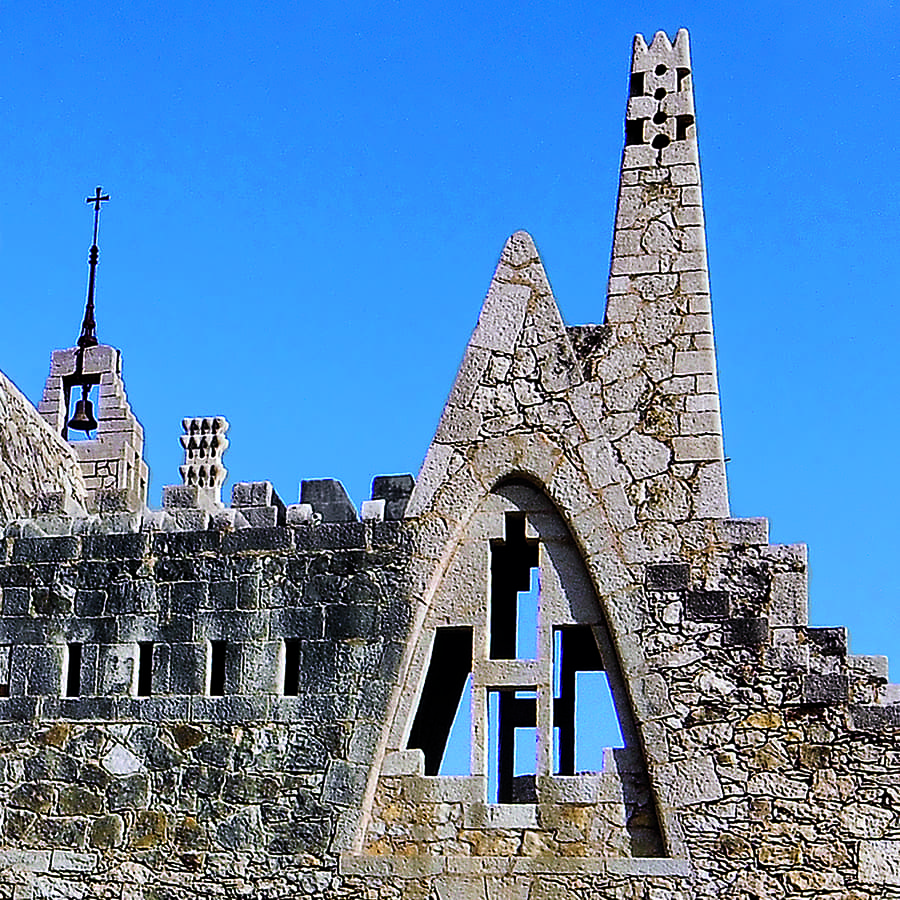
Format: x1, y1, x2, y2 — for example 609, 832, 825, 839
67, 397, 98, 433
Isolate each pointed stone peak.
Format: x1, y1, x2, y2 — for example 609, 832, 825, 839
606, 27, 729, 520
673, 27, 691, 61
649, 30, 673, 53
499, 230, 540, 268
469, 231, 560, 356
633, 27, 691, 71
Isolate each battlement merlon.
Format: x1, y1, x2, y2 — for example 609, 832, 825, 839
602, 28, 728, 520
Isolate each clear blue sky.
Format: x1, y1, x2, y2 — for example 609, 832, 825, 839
1, 2, 899, 675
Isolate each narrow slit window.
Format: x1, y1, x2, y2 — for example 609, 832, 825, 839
65, 642, 82, 698
488, 688, 537, 804
407, 627, 473, 775
629, 71, 645, 97
0, 645, 10, 697
283, 640, 301, 696
209, 640, 227, 696
490, 514, 538, 660
516, 568, 539, 659
136, 641, 153, 697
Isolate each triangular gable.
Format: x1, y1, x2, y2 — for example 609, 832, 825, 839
347, 233, 698, 865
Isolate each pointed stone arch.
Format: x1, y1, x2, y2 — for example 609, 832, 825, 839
356, 474, 676, 859
346, 229, 705, 864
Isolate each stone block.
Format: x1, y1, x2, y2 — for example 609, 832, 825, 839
371, 474, 415, 520
646, 563, 689, 591
859, 840, 900, 886
162, 484, 202, 509
805, 626, 847, 656
286, 503, 314, 525
239, 506, 281, 528
722, 617, 769, 647
301, 479, 358, 523
97, 643, 136, 695
360, 499, 385, 522
49, 850, 97, 872
803, 674, 849, 706
168, 643, 206, 695
672, 434, 723, 461
223, 528, 293, 554
0, 849, 51, 872
849, 654, 889, 681
2, 586, 30, 616
172, 509, 210, 531
12, 536, 79, 563
658, 754, 722, 806
685, 590, 730, 621
325, 605, 376, 640
381, 749, 425, 776
89, 815, 124, 849
231, 481, 283, 510
272, 607, 324, 641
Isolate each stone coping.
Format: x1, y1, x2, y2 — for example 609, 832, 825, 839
340, 853, 690, 878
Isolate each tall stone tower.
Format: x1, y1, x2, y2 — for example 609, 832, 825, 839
604, 29, 728, 523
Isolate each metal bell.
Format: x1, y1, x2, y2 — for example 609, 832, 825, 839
67, 397, 97, 433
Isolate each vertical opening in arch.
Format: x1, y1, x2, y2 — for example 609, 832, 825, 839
553, 627, 625, 774
488, 688, 537, 804
439, 674, 472, 775
490, 514, 538, 660
407, 627, 473, 775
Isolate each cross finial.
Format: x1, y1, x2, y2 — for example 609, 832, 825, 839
86, 186, 110, 211
77, 186, 111, 349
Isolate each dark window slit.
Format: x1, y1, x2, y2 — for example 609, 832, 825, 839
137, 641, 153, 697
66, 642, 82, 697
625, 118, 646, 146
284, 640, 301, 696
209, 640, 227, 696
676, 114, 695, 141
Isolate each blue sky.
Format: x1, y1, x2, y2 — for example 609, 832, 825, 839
1, 2, 899, 677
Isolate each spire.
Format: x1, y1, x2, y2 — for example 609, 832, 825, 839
77, 186, 110, 349
603, 29, 729, 519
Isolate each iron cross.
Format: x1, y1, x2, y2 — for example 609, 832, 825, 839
85, 186, 110, 246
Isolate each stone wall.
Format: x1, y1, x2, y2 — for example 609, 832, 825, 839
1, 511, 899, 898
0, 514, 411, 899
0, 370, 88, 522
